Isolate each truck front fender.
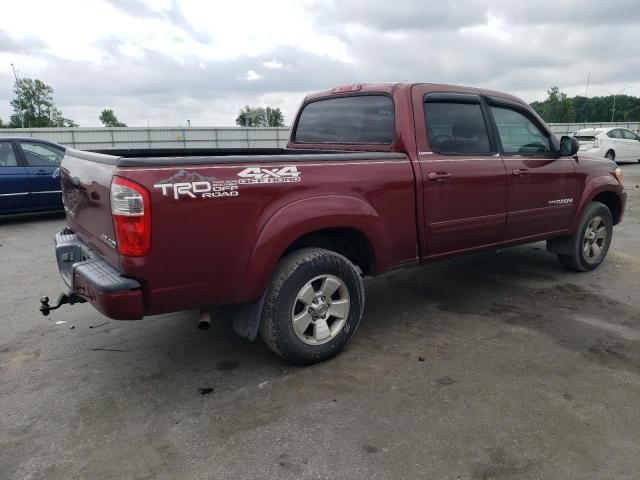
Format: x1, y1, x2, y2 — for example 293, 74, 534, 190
234, 194, 390, 303
571, 175, 624, 232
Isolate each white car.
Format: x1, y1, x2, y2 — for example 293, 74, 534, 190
574, 127, 640, 163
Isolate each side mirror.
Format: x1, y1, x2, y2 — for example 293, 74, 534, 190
560, 136, 579, 156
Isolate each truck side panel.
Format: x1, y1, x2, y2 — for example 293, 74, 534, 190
116, 156, 417, 314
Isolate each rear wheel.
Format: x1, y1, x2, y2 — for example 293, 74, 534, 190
259, 248, 364, 365
605, 150, 615, 162
557, 201, 613, 272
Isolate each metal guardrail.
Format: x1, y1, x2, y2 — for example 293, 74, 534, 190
0, 122, 638, 150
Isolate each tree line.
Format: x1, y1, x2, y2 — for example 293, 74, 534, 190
530, 86, 640, 123
10, 77, 627, 129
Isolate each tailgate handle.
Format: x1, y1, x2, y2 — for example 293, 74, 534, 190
512, 168, 530, 176
427, 172, 451, 182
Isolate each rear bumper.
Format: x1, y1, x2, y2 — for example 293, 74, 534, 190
55, 228, 144, 319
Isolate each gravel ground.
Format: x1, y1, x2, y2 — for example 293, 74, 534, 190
1, 163, 639, 480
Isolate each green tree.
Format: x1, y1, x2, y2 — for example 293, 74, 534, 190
530, 86, 575, 123
236, 105, 285, 127
10, 78, 77, 127
530, 87, 640, 123
265, 106, 285, 127
99, 109, 127, 127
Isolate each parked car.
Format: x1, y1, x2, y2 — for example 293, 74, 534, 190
0, 138, 66, 215
43, 83, 626, 365
574, 127, 640, 164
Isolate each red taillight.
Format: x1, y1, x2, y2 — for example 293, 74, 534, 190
110, 177, 150, 257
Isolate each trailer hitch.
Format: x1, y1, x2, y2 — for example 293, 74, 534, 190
40, 293, 86, 316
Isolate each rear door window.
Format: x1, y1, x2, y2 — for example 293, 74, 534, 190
294, 95, 394, 144
490, 106, 552, 154
423, 102, 491, 154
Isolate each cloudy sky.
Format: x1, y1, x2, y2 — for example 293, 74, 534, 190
1, 0, 639, 127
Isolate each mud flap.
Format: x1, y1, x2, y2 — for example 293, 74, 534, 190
232, 291, 267, 341
546, 235, 576, 256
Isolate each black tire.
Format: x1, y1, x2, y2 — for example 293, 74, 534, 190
605, 150, 615, 162
557, 201, 613, 272
259, 248, 365, 365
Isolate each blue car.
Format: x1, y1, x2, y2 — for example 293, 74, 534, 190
0, 138, 66, 215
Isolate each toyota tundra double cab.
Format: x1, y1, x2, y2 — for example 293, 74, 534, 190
43, 83, 626, 365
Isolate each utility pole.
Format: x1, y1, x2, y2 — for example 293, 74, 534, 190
582, 72, 590, 124
10, 63, 24, 128
602, 86, 632, 123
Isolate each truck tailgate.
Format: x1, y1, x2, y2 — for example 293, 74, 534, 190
59, 150, 120, 268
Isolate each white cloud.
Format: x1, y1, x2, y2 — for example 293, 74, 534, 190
0, 0, 639, 126
245, 70, 261, 81
263, 60, 284, 69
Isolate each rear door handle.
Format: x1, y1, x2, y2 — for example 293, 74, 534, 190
427, 172, 451, 182
34, 169, 49, 176
512, 168, 530, 176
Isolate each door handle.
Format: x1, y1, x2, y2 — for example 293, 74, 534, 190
427, 172, 451, 182
34, 170, 49, 176
512, 168, 530, 176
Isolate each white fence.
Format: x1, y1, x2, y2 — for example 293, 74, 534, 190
0, 122, 639, 150
0, 127, 291, 149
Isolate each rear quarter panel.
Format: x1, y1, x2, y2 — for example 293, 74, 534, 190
117, 157, 417, 314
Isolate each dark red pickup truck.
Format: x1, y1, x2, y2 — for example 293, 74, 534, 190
44, 83, 626, 364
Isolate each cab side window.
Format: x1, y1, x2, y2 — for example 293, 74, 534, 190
424, 102, 491, 154
622, 129, 639, 141
19, 141, 64, 167
490, 106, 552, 154
0, 141, 18, 167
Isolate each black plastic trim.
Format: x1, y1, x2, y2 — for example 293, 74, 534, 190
116, 152, 408, 167
55, 228, 140, 293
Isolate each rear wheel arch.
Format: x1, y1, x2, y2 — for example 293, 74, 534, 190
605, 149, 615, 161
235, 195, 389, 303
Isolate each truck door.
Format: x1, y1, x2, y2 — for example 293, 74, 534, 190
486, 98, 578, 241
17, 140, 64, 210
0, 140, 31, 213
412, 88, 508, 258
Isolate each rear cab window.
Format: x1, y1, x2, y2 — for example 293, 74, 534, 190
293, 95, 394, 144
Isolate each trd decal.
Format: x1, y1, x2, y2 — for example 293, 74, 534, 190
154, 169, 239, 200
153, 166, 302, 200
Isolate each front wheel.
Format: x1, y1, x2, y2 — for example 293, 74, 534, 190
259, 248, 365, 365
558, 201, 613, 272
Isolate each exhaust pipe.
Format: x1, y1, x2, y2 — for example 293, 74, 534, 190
197, 309, 212, 330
